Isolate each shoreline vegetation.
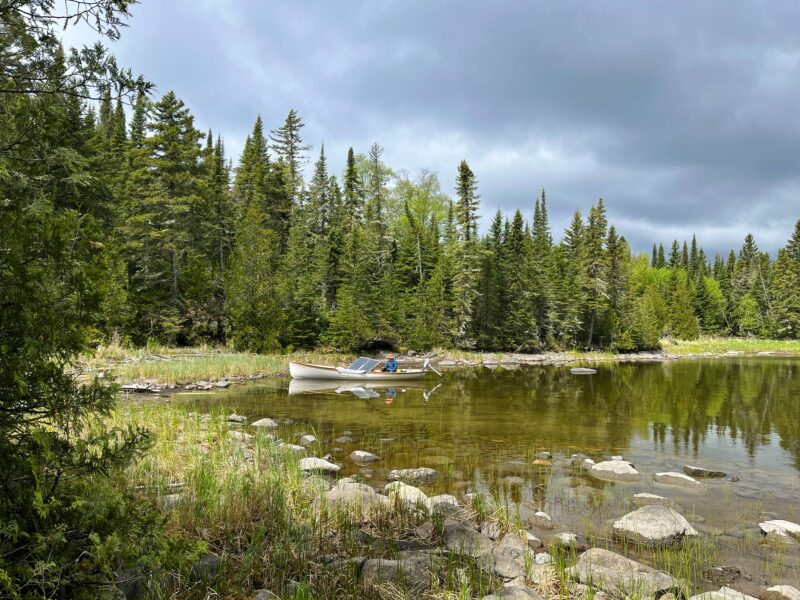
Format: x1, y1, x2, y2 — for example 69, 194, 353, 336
80, 337, 800, 388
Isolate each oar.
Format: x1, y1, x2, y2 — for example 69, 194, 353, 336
423, 358, 443, 377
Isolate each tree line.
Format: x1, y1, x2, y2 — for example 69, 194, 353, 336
79, 94, 800, 352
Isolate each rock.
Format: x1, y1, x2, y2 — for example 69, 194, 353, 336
571, 548, 679, 598
762, 585, 800, 600
359, 551, 441, 591
387, 467, 437, 486
525, 532, 543, 548
253, 591, 275, 600
298, 457, 340, 474
551, 531, 580, 549
482, 584, 545, 599
534, 552, 553, 565
385, 481, 429, 510
484, 533, 535, 579
415, 521, 435, 540
322, 479, 387, 515
500, 476, 526, 486
482, 521, 502, 540
251, 418, 279, 428
499, 460, 530, 474
227, 413, 245, 423
590, 460, 641, 482
704, 566, 741, 585
299, 434, 317, 445
631, 492, 673, 507
282, 443, 306, 455
189, 553, 221, 582
611, 455, 624, 461
613, 505, 699, 546
655, 472, 704, 488
428, 494, 459, 513
407, 349, 417, 357
759, 520, 800, 539
535, 451, 552, 460
528, 511, 554, 530
567, 582, 611, 600
690, 587, 759, 600
349, 450, 380, 463
228, 430, 253, 442
442, 518, 493, 557
214, 380, 230, 388
335, 435, 353, 443
684, 465, 727, 478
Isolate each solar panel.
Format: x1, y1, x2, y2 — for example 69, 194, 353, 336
346, 357, 382, 372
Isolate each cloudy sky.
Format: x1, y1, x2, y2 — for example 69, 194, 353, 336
69, 1, 800, 255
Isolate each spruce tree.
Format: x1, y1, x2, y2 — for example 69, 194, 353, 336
582, 198, 609, 348
451, 160, 480, 346
530, 191, 554, 344
269, 109, 310, 205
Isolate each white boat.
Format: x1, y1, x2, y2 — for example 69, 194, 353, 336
289, 356, 430, 381
288, 379, 427, 395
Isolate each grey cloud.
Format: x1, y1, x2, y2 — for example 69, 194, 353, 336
75, 0, 800, 255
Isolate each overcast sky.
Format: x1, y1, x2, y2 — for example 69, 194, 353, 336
68, 1, 800, 255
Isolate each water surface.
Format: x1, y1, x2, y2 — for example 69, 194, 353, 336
175, 357, 800, 589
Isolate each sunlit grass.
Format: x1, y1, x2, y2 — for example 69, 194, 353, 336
662, 336, 800, 355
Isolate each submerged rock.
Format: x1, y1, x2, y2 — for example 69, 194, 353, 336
684, 465, 727, 478
525, 532, 543, 548
613, 505, 698, 546
762, 585, 800, 600
570, 548, 678, 598
528, 511, 554, 530
551, 531, 581, 549
334, 435, 353, 443
349, 450, 380, 464
251, 417, 279, 428
387, 467, 437, 486
655, 472, 704, 488
298, 457, 340, 474
631, 492, 673, 507
689, 587, 759, 600
759, 520, 800, 539
590, 460, 641, 482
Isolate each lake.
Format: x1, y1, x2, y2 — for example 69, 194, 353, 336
174, 357, 800, 591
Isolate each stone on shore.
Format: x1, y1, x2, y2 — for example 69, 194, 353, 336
227, 413, 245, 423
483, 533, 535, 579
322, 479, 387, 515
482, 583, 544, 599
359, 551, 441, 591
759, 520, 800, 539
570, 548, 678, 598
428, 494, 459, 513
590, 460, 641, 482
335, 435, 353, 443
689, 587, 759, 600
228, 430, 253, 442
762, 585, 800, 600
525, 532, 543, 548
387, 467, 437, 486
299, 434, 317, 445
298, 457, 340, 474
613, 505, 698, 546
282, 443, 306, 455
349, 450, 380, 464
385, 481, 429, 510
442, 518, 493, 557
655, 472, 704, 488
251, 417, 279, 428
684, 465, 727, 478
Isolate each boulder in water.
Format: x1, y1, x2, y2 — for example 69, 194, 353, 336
570, 548, 678, 598
387, 467, 437, 486
590, 460, 641, 482
613, 505, 699, 546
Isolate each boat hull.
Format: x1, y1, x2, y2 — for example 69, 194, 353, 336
289, 361, 426, 381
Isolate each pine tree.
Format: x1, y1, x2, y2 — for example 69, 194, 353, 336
651, 243, 658, 268
668, 269, 699, 339
503, 210, 536, 350
668, 240, 681, 268
657, 243, 666, 268
605, 226, 631, 348
554, 211, 586, 346
769, 221, 800, 338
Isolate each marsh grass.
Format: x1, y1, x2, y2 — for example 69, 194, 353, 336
661, 336, 800, 355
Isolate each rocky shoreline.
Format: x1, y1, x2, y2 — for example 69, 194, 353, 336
129, 412, 800, 600
117, 348, 795, 395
